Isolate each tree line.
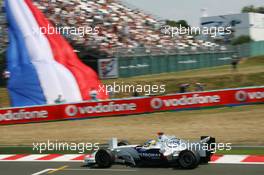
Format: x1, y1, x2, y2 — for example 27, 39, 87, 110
242, 5, 264, 14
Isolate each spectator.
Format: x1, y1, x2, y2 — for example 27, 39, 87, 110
231, 54, 240, 71
179, 83, 190, 93
132, 91, 140, 97
107, 85, 114, 99
195, 83, 205, 91
2, 70, 10, 79
54, 94, 66, 104
89, 88, 98, 101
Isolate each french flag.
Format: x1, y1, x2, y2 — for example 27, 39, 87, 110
5, 0, 108, 107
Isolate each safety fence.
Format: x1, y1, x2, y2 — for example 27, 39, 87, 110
0, 86, 263, 125
237, 41, 264, 58
109, 41, 264, 78
118, 51, 234, 77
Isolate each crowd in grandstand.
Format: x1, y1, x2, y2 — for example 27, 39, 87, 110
0, 2, 7, 55
0, 0, 226, 57
32, 0, 225, 56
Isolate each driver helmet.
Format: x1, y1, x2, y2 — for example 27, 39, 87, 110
149, 139, 156, 147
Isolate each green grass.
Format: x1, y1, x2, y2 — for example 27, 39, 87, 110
0, 146, 93, 154
103, 56, 264, 98
217, 148, 264, 155
105, 56, 264, 82
0, 87, 9, 107
1, 146, 263, 155
0, 56, 263, 106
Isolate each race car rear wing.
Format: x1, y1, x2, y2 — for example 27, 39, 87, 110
109, 138, 118, 149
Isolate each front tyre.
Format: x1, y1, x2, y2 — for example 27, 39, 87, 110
95, 149, 115, 168
178, 150, 200, 169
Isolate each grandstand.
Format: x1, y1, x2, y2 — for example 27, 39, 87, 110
0, 0, 7, 55
31, 0, 226, 57
0, 0, 228, 58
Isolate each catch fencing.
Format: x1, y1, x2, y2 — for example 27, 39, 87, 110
118, 51, 234, 77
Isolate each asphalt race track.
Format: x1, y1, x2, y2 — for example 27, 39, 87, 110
1, 162, 264, 175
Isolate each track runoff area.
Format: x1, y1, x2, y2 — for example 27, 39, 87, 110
0, 154, 263, 175
0, 162, 263, 175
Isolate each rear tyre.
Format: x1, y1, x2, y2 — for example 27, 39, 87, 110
95, 149, 115, 168
178, 150, 200, 169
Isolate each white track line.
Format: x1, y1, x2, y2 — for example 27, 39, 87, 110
31, 168, 137, 175
31, 169, 54, 175
64, 168, 138, 172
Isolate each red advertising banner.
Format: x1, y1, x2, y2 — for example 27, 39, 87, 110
0, 87, 263, 125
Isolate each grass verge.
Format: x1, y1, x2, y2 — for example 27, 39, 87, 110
0, 56, 263, 106
217, 148, 264, 155
104, 56, 264, 98
0, 146, 263, 155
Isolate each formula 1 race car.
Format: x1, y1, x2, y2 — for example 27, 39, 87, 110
84, 133, 216, 169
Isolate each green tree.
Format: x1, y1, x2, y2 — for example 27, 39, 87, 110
177, 20, 190, 28
241, 5, 264, 14
256, 7, 264, 14
166, 20, 190, 28
165, 20, 178, 27
242, 5, 256, 13
231, 35, 253, 45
